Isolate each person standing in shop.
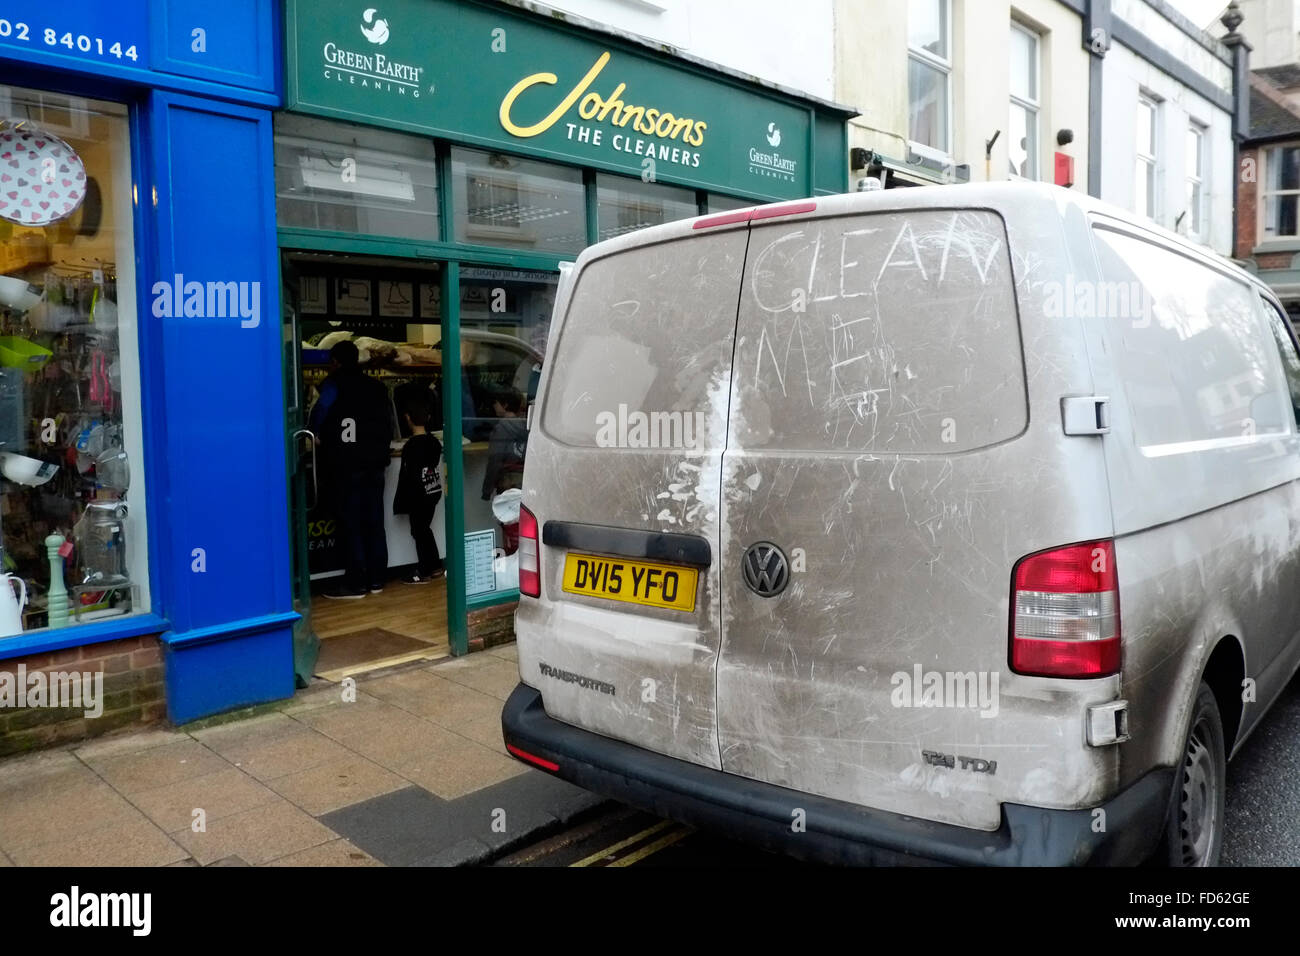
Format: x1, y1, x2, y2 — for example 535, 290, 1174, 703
311, 340, 394, 599
394, 396, 444, 583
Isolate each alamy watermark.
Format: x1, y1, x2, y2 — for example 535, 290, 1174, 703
1042, 275, 1154, 327
595, 403, 706, 449
50, 886, 150, 936
0, 664, 104, 718
890, 664, 999, 719
150, 274, 261, 328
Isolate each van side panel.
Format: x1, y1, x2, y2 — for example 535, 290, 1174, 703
715, 194, 1120, 831
1110, 492, 1300, 775
514, 225, 750, 770
1083, 227, 1300, 781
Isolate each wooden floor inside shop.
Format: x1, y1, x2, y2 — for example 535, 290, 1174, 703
310, 577, 449, 681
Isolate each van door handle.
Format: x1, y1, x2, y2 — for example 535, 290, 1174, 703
1061, 396, 1110, 435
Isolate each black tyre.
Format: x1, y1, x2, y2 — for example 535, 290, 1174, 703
1156, 682, 1226, 866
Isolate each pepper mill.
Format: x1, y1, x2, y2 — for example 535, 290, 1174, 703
45, 533, 68, 629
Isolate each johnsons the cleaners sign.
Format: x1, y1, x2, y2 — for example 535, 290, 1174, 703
285, 0, 823, 200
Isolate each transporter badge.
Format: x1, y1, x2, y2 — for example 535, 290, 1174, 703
538, 661, 616, 697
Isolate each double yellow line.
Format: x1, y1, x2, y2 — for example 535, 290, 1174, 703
570, 819, 693, 867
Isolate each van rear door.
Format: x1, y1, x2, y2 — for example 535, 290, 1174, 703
516, 221, 749, 769
716, 205, 1035, 829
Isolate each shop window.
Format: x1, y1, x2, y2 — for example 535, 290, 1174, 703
0, 86, 148, 636
450, 147, 586, 255
458, 269, 556, 600
706, 193, 753, 213
274, 114, 439, 241
468, 176, 521, 229
595, 175, 697, 242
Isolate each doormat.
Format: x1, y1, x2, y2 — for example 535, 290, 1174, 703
315, 628, 443, 680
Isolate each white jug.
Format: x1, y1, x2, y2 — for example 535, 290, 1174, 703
0, 573, 26, 637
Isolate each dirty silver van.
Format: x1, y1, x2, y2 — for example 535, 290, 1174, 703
500, 181, 1300, 866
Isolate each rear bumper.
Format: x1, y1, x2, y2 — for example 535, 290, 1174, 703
501, 683, 1172, 866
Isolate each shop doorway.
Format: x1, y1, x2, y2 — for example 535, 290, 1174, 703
282, 251, 450, 679
281, 249, 558, 679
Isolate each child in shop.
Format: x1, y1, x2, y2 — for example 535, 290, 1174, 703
482, 391, 528, 501
393, 396, 444, 583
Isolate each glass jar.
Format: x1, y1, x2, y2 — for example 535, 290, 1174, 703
73, 499, 129, 586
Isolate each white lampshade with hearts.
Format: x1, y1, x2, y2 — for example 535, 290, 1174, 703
0, 122, 87, 227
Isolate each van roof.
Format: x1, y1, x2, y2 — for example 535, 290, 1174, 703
577, 181, 1273, 300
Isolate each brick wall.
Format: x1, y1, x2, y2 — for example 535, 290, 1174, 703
1237, 146, 1258, 260
0, 635, 166, 757
467, 602, 516, 652
1255, 252, 1295, 269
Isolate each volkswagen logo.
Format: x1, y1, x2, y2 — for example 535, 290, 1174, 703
742, 542, 789, 597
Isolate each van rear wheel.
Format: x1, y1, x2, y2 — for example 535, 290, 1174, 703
1156, 682, 1225, 867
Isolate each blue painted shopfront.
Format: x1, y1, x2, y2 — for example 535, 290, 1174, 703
0, 0, 293, 722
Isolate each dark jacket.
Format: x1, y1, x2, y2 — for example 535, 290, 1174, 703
394, 433, 443, 514
482, 416, 528, 500
312, 367, 393, 475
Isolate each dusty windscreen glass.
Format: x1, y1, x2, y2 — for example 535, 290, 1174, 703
731, 208, 1027, 453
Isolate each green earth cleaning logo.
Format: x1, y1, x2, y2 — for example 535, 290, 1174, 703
749, 121, 798, 182
321, 7, 423, 98
361, 7, 390, 44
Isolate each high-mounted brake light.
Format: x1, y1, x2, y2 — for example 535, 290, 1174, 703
750, 200, 818, 221
519, 504, 540, 598
1011, 540, 1120, 678
692, 209, 754, 230
692, 200, 818, 229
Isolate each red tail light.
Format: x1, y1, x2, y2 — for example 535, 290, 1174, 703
1011, 540, 1120, 678
506, 743, 558, 772
519, 504, 540, 598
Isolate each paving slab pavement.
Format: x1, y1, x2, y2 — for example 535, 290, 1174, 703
0, 643, 604, 867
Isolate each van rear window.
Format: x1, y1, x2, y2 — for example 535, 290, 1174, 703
730, 209, 1027, 453
542, 229, 748, 450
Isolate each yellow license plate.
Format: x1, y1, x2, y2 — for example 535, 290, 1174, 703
561, 552, 697, 612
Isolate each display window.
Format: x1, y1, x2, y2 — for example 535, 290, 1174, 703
0, 85, 149, 637
706, 193, 755, 213
451, 147, 586, 256
596, 173, 698, 241
459, 269, 556, 600
274, 114, 440, 241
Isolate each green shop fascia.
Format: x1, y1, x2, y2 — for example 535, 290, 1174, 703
278, 0, 857, 656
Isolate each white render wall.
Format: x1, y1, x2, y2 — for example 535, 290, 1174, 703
540, 0, 836, 100
1099, 40, 1234, 254
954, 0, 1091, 187
835, 0, 1090, 189
1113, 0, 1232, 90
835, 0, 909, 159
